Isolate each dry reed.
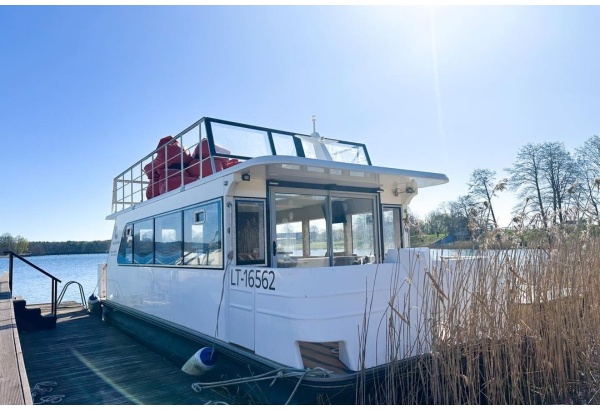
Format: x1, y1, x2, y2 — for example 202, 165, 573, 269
359, 227, 600, 404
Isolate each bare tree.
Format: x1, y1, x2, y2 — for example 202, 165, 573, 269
575, 135, 600, 224
540, 142, 577, 225
447, 195, 476, 239
468, 168, 507, 229
506, 143, 549, 229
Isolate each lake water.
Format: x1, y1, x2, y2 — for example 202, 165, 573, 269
0, 253, 108, 305
0, 249, 528, 306
0, 249, 500, 305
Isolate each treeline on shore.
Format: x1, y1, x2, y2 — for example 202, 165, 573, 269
1, 232, 110, 256
27, 240, 111, 256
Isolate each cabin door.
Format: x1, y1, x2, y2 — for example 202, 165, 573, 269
228, 199, 267, 351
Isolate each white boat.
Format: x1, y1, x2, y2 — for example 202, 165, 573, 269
100, 116, 449, 404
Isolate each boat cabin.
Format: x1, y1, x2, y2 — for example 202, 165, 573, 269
105, 117, 448, 375
111, 117, 447, 270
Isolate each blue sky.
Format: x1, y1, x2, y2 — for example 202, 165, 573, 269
0, 5, 599, 241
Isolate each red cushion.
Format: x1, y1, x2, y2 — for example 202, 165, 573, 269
154, 136, 193, 168
192, 139, 210, 160
158, 169, 196, 195
224, 158, 241, 168
144, 162, 160, 179
146, 180, 160, 199
215, 157, 229, 168
192, 139, 232, 160
186, 157, 225, 178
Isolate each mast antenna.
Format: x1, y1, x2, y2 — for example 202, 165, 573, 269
311, 115, 321, 139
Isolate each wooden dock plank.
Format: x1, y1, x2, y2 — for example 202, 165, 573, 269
18, 304, 235, 405
298, 341, 353, 375
0, 272, 33, 405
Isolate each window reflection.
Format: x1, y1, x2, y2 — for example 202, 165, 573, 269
133, 219, 154, 264
155, 212, 183, 265
117, 200, 222, 268
273, 192, 376, 268
383, 206, 403, 253
184, 201, 223, 267
331, 197, 375, 266
236, 200, 266, 265
275, 193, 329, 268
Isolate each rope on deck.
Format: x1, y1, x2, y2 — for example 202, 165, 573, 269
191, 367, 332, 404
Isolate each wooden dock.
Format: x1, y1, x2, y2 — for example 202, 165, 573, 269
0, 273, 33, 405
15, 302, 236, 405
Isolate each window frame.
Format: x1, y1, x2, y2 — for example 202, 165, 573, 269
234, 198, 267, 266
116, 197, 223, 269
268, 183, 380, 268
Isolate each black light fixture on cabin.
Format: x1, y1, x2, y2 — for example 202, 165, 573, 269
393, 186, 415, 196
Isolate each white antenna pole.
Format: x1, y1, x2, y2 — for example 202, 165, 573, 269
310, 115, 322, 140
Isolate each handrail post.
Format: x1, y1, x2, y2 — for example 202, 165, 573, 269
52, 279, 57, 316
7, 250, 62, 324
8, 252, 13, 293
180, 136, 185, 187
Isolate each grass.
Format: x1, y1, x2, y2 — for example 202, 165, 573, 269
358, 226, 600, 404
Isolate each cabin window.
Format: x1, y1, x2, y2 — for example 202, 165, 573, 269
271, 189, 378, 268
118, 224, 133, 264
133, 219, 154, 264
383, 206, 403, 252
117, 199, 222, 268
235, 200, 266, 265
274, 193, 329, 268
183, 200, 223, 267
331, 197, 376, 266
154, 212, 183, 265
194, 210, 205, 224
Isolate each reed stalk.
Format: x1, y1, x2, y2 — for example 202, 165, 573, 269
359, 226, 600, 404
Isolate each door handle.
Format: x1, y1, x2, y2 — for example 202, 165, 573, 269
272, 241, 277, 256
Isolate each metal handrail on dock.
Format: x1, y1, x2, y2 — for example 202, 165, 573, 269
4, 251, 62, 317
56, 281, 88, 309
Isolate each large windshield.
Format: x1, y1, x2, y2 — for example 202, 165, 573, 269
209, 119, 370, 165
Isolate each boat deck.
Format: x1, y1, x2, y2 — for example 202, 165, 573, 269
299, 342, 353, 375
17, 302, 237, 405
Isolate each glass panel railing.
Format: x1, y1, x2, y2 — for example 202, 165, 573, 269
323, 141, 368, 165
111, 117, 372, 213
211, 122, 272, 158
272, 133, 297, 156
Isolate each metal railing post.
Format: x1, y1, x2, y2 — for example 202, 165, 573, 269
180, 137, 184, 187
52, 279, 58, 316
7, 251, 62, 318
8, 252, 13, 292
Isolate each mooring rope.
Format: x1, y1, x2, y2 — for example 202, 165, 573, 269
191, 367, 332, 404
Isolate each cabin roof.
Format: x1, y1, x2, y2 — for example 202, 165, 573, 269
110, 117, 448, 215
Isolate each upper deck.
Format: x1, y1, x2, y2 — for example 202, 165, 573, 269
111, 117, 372, 213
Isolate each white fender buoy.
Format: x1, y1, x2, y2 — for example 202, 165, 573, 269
88, 294, 100, 315
181, 347, 217, 376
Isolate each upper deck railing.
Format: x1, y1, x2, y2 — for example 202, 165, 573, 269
111, 117, 371, 213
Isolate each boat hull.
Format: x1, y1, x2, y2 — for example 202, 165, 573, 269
100, 300, 420, 405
